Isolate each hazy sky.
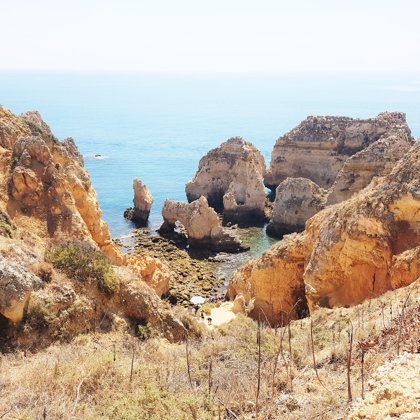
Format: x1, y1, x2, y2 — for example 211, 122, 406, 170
2, 0, 420, 73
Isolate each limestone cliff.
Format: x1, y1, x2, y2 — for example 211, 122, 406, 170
160, 196, 245, 252
326, 130, 413, 205
186, 137, 266, 225
266, 177, 328, 238
264, 112, 412, 191
0, 106, 183, 343
228, 142, 420, 325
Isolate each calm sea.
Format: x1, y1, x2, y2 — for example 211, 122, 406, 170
1, 72, 419, 272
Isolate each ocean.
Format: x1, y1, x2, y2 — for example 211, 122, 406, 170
1, 72, 419, 273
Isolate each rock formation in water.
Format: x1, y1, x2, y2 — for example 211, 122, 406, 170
266, 177, 328, 238
186, 137, 266, 225
0, 106, 184, 344
264, 112, 411, 191
228, 142, 420, 325
124, 178, 153, 225
160, 196, 246, 252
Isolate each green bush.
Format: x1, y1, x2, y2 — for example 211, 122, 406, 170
0, 211, 15, 238
46, 240, 118, 295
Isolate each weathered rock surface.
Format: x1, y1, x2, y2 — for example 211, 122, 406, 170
160, 196, 245, 252
266, 178, 328, 238
186, 137, 266, 225
124, 178, 153, 225
265, 112, 412, 191
0, 106, 177, 340
227, 233, 310, 324
327, 130, 413, 205
228, 142, 420, 325
349, 353, 420, 419
0, 260, 42, 323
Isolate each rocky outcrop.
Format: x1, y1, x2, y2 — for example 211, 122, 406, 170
228, 142, 420, 325
160, 196, 246, 252
0, 260, 42, 323
265, 112, 412, 191
125, 255, 171, 297
0, 106, 173, 310
186, 137, 266, 225
266, 178, 328, 238
349, 353, 420, 419
124, 178, 153, 225
227, 233, 310, 324
327, 131, 413, 205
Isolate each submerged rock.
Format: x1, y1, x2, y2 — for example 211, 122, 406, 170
124, 178, 153, 225
186, 137, 266, 225
266, 177, 328, 238
265, 112, 412, 191
160, 196, 247, 252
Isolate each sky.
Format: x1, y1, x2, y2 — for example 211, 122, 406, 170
1, 0, 420, 73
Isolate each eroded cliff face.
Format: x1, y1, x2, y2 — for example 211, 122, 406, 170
266, 177, 328, 238
228, 142, 420, 325
186, 137, 266, 225
326, 130, 413, 205
160, 196, 245, 252
264, 112, 412, 191
0, 106, 182, 343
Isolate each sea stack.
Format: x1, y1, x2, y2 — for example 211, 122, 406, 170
159, 196, 247, 252
124, 178, 153, 225
186, 137, 266, 226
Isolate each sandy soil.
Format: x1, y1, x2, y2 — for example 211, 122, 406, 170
349, 352, 420, 419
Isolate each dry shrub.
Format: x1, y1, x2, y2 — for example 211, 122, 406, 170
46, 240, 118, 295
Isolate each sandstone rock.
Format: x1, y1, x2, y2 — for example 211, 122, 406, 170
327, 131, 413, 205
124, 178, 153, 225
228, 142, 420, 323
266, 177, 328, 238
0, 106, 30, 149
265, 112, 412, 191
125, 255, 171, 297
20, 111, 54, 139
389, 247, 420, 289
227, 233, 309, 325
160, 196, 246, 252
186, 137, 266, 225
118, 268, 185, 342
0, 107, 172, 298
0, 259, 42, 323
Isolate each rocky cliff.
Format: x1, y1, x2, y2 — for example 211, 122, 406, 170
228, 142, 420, 325
160, 196, 246, 252
0, 106, 185, 345
264, 112, 412, 191
266, 177, 328, 238
326, 130, 413, 205
186, 137, 266, 225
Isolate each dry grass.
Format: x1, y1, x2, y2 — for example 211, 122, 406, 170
0, 282, 418, 419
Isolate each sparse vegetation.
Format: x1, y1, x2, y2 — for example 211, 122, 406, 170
0, 282, 418, 419
0, 211, 15, 238
46, 240, 118, 295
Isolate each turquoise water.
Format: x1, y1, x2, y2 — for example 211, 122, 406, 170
1, 72, 419, 244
